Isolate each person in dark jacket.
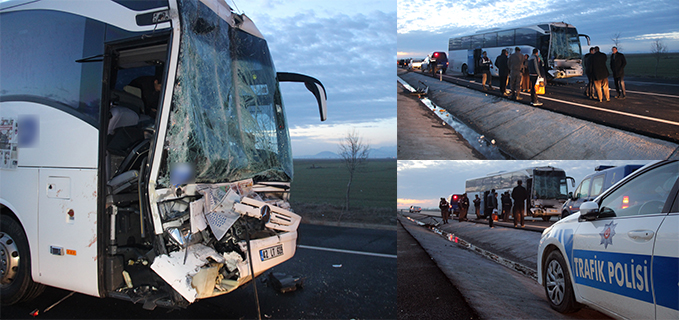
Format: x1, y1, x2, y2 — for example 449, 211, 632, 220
584, 47, 597, 99
507, 47, 523, 100
501, 191, 512, 222
487, 190, 498, 228
459, 193, 470, 222
479, 51, 494, 90
591, 46, 610, 102
520, 54, 530, 92
527, 49, 545, 106
473, 194, 481, 219
511, 180, 528, 227
439, 197, 450, 224
495, 49, 510, 96
610, 46, 627, 99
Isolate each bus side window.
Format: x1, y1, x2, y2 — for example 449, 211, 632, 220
0, 10, 105, 126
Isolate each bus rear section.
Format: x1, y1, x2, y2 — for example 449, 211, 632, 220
0, 0, 326, 309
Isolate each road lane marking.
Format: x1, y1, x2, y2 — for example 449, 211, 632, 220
608, 88, 679, 99
297, 245, 397, 259
438, 74, 679, 127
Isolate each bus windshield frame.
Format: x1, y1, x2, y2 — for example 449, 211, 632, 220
549, 26, 582, 60
159, 0, 292, 187
532, 170, 569, 200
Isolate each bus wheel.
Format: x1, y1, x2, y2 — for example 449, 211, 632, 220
0, 216, 44, 305
542, 216, 551, 222
544, 250, 581, 313
461, 64, 468, 76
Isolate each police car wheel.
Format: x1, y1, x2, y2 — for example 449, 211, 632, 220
0, 216, 44, 305
544, 250, 581, 313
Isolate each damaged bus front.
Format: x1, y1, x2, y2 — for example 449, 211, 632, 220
0, 0, 326, 309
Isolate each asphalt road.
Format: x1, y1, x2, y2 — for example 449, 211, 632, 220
398, 215, 611, 319
397, 220, 480, 320
0, 224, 396, 319
407, 68, 679, 143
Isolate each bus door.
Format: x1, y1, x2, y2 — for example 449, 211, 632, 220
526, 178, 533, 216
468, 49, 481, 75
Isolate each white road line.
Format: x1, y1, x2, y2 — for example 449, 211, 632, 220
297, 245, 397, 259
608, 88, 679, 99
447, 75, 679, 126
535, 95, 679, 127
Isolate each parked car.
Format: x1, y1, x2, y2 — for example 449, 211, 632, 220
408, 58, 424, 70
537, 160, 678, 319
409, 206, 422, 213
423, 51, 448, 75
562, 165, 643, 218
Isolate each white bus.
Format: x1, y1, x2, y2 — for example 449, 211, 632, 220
448, 22, 590, 79
0, 0, 326, 309
465, 166, 574, 221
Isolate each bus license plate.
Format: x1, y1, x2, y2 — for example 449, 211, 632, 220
260, 245, 284, 261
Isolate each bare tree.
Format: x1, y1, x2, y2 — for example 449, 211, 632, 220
338, 130, 370, 213
610, 32, 623, 52
651, 39, 668, 77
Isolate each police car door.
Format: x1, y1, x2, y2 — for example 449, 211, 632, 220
571, 161, 678, 319
652, 176, 679, 320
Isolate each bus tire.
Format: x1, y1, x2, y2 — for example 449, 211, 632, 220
461, 64, 468, 76
544, 250, 581, 313
0, 216, 44, 305
542, 216, 551, 222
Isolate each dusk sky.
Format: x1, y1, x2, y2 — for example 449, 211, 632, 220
398, 0, 679, 58
397, 160, 654, 209
235, 0, 397, 157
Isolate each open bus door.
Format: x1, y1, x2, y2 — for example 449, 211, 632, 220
526, 178, 533, 217
467, 49, 482, 76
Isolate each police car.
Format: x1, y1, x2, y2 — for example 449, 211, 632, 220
537, 160, 678, 319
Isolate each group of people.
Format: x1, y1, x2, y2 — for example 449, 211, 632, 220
482, 47, 545, 107
584, 46, 626, 102
475, 180, 528, 228
438, 193, 470, 224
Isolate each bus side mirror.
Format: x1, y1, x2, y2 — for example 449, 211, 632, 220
277, 72, 327, 121
579, 201, 599, 221
579, 34, 591, 46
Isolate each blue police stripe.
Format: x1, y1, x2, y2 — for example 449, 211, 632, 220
653, 255, 679, 311
572, 250, 654, 305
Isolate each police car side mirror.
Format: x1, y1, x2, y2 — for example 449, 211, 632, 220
568, 192, 573, 200
579, 201, 599, 221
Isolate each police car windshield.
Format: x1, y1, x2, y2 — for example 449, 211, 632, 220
533, 170, 569, 200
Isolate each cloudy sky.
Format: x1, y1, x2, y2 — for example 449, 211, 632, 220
397, 160, 655, 209
398, 0, 679, 58
233, 0, 397, 157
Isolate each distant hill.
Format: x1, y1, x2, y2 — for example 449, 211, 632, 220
296, 145, 397, 159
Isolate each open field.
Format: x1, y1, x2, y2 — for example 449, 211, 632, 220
289, 159, 396, 225
622, 53, 679, 79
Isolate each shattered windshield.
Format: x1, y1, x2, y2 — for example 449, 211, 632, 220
533, 170, 568, 200
160, 0, 292, 187
550, 26, 581, 60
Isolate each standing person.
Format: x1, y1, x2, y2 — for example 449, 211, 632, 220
584, 47, 597, 100
495, 49, 510, 96
501, 191, 512, 222
591, 46, 610, 102
479, 51, 494, 90
473, 194, 481, 219
507, 47, 523, 100
439, 197, 450, 224
511, 180, 528, 228
610, 46, 627, 99
527, 49, 545, 106
487, 190, 498, 228
521, 54, 530, 92
459, 193, 470, 222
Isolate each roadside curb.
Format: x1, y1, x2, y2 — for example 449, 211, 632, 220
399, 71, 679, 160
398, 213, 538, 281
301, 218, 397, 231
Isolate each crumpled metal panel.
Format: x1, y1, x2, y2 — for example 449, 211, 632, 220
159, 0, 292, 187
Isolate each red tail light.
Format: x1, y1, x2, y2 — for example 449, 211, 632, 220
453, 195, 458, 201
622, 196, 629, 209
434, 52, 439, 57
